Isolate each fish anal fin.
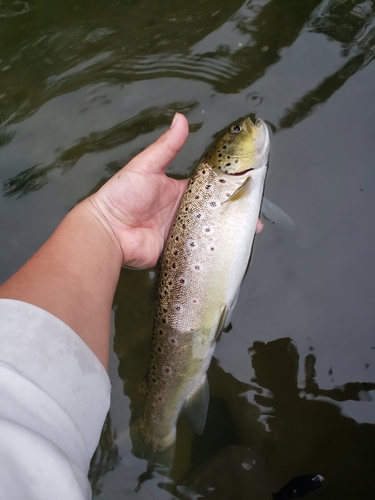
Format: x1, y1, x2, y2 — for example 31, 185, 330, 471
223, 176, 251, 203
183, 376, 209, 436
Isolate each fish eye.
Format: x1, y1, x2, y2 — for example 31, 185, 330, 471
230, 124, 241, 134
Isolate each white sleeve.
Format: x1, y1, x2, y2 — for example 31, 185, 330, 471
0, 299, 111, 500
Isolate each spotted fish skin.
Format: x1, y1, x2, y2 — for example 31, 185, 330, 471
137, 117, 270, 454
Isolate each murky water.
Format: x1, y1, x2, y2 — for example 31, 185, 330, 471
1, 0, 375, 498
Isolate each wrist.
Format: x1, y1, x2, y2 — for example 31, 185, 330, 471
78, 197, 124, 268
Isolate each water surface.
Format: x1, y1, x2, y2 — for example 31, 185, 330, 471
1, 0, 375, 498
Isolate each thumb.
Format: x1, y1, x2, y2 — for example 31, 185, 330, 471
126, 113, 189, 175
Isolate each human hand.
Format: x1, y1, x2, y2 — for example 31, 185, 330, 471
85, 113, 190, 269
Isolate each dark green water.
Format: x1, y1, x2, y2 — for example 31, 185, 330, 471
1, 0, 375, 498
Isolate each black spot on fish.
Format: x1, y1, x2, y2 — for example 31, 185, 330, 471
218, 153, 222, 158
206, 184, 211, 189
157, 347, 161, 352
219, 179, 226, 183
162, 319, 166, 324
180, 278, 185, 284
174, 250, 178, 256
205, 227, 211, 232
159, 329, 163, 335
223, 145, 227, 149
272, 474, 324, 500
172, 263, 176, 269
195, 195, 199, 199
210, 201, 217, 207
226, 163, 231, 167
197, 214, 202, 218
202, 169, 206, 174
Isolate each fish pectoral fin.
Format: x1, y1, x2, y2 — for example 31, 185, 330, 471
183, 376, 209, 436
261, 197, 295, 231
223, 176, 251, 203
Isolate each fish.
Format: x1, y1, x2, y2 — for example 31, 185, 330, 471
133, 116, 270, 457
272, 474, 324, 500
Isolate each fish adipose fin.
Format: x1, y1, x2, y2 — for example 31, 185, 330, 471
223, 176, 251, 203
183, 376, 210, 436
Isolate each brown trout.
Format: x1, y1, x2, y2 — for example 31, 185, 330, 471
136, 116, 270, 455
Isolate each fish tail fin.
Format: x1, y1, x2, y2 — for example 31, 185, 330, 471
130, 417, 176, 464
130, 419, 176, 491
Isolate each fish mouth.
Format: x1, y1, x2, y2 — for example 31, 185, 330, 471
246, 118, 270, 165
231, 167, 254, 176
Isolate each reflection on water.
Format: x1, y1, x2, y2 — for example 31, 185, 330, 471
2, 0, 375, 199
89, 413, 120, 496
107, 333, 375, 498
2, 101, 196, 198
1, 0, 375, 498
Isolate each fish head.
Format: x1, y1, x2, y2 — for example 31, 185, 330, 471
204, 117, 270, 175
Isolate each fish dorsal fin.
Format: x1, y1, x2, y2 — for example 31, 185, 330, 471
137, 376, 147, 398
183, 376, 210, 436
223, 176, 251, 203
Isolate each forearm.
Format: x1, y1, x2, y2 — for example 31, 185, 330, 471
0, 201, 123, 369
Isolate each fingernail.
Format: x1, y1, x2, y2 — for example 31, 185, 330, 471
170, 112, 179, 129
